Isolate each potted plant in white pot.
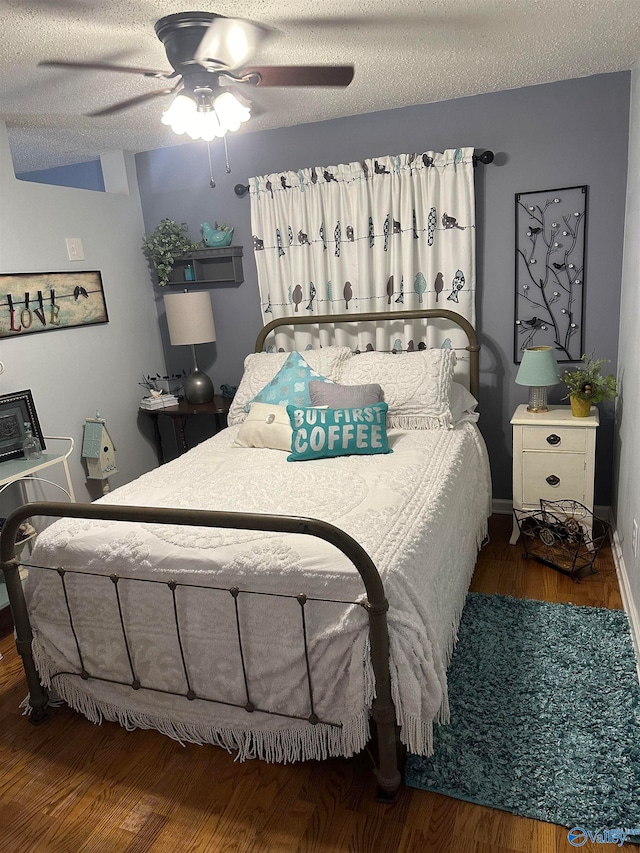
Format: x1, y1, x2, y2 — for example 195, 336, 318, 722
563, 354, 618, 417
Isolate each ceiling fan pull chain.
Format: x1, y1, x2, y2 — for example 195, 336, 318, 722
207, 140, 215, 188
224, 135, 231, 174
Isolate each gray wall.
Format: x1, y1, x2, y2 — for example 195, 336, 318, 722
0, 123, 165, 505
136, 72, 630, 503
616, 58, 640, 618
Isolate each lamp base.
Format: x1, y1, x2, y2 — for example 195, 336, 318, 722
184, 369, 214, 404
526, 385, 549, 413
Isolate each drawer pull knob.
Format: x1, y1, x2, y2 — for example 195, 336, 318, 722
546, 434, 561, 446
546, 474, 560, 486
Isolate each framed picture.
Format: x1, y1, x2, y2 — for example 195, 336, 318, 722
514, 185, 587, 363
0, 271, 108, 339
0, 390, 46, 462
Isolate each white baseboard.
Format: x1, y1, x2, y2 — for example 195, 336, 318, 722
610, 526, 640, 683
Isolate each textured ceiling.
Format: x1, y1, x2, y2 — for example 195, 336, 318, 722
1, 0, 639, 174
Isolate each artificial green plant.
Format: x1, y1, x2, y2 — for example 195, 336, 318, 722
563, 354, 618, 403
142, 219, 199, 287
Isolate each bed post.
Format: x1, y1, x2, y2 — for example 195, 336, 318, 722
364, 597, 403, 800
0, 517, 49, 722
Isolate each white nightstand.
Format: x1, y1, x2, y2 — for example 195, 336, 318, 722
510, 405, 599, 544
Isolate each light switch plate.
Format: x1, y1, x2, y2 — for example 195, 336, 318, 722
65, 237, 85, 261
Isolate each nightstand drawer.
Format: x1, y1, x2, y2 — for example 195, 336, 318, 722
521, 452, 586, 504
521, 426, 586, 452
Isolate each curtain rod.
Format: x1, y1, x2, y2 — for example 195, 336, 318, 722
233, 150, 495, 197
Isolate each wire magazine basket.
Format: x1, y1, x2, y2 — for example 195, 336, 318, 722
514, 499, 609, 581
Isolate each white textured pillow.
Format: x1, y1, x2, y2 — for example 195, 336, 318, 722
341, 349, 457, 428
450, 381, 479, 426
233, 403, 292, 451
227, 346, 352, 426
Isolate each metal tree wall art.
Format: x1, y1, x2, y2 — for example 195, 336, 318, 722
514, 185, 587, 363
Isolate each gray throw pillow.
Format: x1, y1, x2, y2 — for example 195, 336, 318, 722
309, 380, 383, 408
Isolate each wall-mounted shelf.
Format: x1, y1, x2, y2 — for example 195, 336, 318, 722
168, 246, 243, 287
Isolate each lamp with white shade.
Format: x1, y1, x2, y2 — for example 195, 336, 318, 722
164, 290, 216, 404
515, 346, 560, 413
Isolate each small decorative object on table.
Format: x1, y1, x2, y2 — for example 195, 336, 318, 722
201, 221, 233, 247
82, 413, 118, 494
139, 372, 186, 398
0, 389, 46, 462
220, 384, 238, 399
514, 499, 609, 581
563, 354, 617, 417
139, 391, 179, 410
21, 422, 42, 460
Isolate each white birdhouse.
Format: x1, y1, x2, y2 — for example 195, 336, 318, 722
82, 413, 118, 488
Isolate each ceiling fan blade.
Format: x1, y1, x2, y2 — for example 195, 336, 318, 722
239, 65, 354, 87
39, 60, 173, 79
194, 16, 270, 69
86, 88, 176, 117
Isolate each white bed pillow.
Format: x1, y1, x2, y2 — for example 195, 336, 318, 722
450, 381, 479, 426
341, 348, 457, 429
227, 346, 352, 426
233, 403, 293, 451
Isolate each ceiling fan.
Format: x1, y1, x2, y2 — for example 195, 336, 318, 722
39, 11, 355, 141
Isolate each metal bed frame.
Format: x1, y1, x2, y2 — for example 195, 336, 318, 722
0, 308, 479, 801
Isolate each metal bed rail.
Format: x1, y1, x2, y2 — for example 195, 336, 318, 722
0, 500, 402, 797
255, 308, 481, 399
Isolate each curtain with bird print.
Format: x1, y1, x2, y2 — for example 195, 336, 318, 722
249, 147, 475, 360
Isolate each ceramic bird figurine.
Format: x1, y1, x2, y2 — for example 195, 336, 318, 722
201, 221, 233, 247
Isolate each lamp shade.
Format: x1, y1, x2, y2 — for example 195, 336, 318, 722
164, 291, 216, 346
515, 346, 560, 387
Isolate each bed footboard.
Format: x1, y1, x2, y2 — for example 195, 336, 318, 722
0, 500, 402, 798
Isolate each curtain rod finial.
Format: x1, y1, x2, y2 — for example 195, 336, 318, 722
235, 183, 250, 197
474, 150, 495, 166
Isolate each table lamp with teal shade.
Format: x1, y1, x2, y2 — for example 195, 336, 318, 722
515, 345, 560, 413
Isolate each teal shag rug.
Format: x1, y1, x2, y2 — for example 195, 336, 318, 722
405, 594, 640, 836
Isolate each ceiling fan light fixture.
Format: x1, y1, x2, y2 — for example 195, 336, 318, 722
198, 112, 226, 142
213, 91, 251, 133
161, 92, 197, 134
163, 90, 246, 141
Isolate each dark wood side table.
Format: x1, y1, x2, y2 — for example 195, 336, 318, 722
140, 395, 232, 465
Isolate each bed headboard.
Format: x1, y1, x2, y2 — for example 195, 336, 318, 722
254, 308, 480, 399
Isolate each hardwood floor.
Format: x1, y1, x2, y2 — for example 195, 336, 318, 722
0, 515, 624, 852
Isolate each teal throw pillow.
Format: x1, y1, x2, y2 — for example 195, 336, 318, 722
247, 351, 334, 411
286, 402, 392, 462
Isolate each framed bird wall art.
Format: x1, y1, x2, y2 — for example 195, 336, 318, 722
0, 270, 108, 339
514, 185, 587, 363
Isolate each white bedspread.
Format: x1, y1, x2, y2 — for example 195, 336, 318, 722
25, 422, 491, 761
